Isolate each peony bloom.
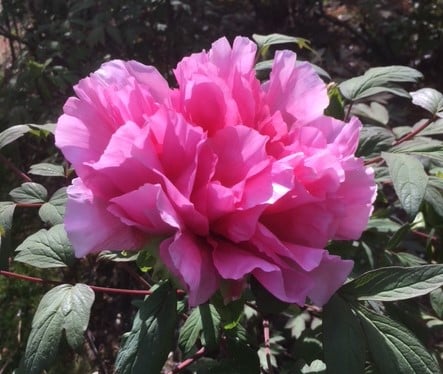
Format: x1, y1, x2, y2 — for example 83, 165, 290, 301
55, 37, 376, 306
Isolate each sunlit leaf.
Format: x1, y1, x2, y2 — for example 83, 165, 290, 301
410, 88, 443, 117
382, 152, 428, 218
0, 124, 31, 149
15, 224, 74, 268
339, 66, 423, 102
29, 163, 65, 177
22, 284, 94, 374
9, 182, 48, 204
341, 265, 443, 301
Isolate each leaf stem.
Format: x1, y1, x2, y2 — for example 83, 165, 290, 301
0, 153, 32, 182
168, 347, 205, 374
0, 269, 185, 296
393, 115, 436, 146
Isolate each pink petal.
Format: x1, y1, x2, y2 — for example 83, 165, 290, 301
305, 253, 354, 306
160, 232, 219, 306
265, 51, 328, 126
108, 183, 181, 234
65, 178, 144, 257
212, 241, 279, 280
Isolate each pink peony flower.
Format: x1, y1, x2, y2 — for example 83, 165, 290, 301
55, 37, 376, 307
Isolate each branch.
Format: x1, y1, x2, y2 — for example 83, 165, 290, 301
0, 270, 185, 296
0, 153, 33, 182
168, 347, 205, 374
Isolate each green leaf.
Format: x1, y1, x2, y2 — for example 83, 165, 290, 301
0, 201, 16, 233
255, 59, 330, 80
386, 223, 411, 251
430, 288, 443, 319
251, 277, 289, 315
382, 152, 428, 218
179, 307, 204, 356
23, 284, 95, 373
325, 84, 345, 120
410, 88, 443, 117
357, 306, 439, 374
357, 126, 395, 158
341, 265, 443, 301
61, 284, 95, 349
212, 292, 244, 330
424, 177, 443, 218
352, 102, 389, 125
178, 304, 221, 357
29, 163, 65, 177
285, 310, 309, 339
253, 33, 312, 57
366, 218, 401, 233
9, 182, 48, 204
301, 360, 326, 373
115, 281, 177, 374
0, 124, 31, 149
98, 250, 139, 262
323, 295, 366, 374
338, 66, 423, 102
38, 187, 67, 225
15, 224, 75, 268
199, 303, 221, 353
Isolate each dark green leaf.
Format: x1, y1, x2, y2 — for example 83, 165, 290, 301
339, 66, 423, 102
357, 306, 439, 374
424, 176, 443, 218
341, 265, 443, 301
199, 303, 221, 353
251, 277, 290, 315
382, 152, 428, 218
323, 295, 366, 374
430, 288, 443, 319
29, 163, 65, 177
410, 88, 443, 117
366, 218, 401, 233
10, 182, 48, 204
357, 126, 395, 158
179, 307, 204, 356
0, 124, 31, 149
325, 84, 345, 119
386, 223, 411, 251
115, 281, 177, 374
23, 284, 95, 373
15, 224, 75, 268
212, 293, 244, 330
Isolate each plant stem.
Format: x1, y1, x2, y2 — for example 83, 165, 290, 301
0, 153, 32, 182
168, 347, 205, 374
263, 318, 274, 374
0, 269, 185, 296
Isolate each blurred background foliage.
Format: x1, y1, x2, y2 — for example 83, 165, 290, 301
1, 0, 443, 372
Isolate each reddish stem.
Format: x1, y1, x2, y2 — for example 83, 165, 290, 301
0, 270, 185, 296
168, 347, 205, 374
0, 153, 32, 183
263, 319, 274, 374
